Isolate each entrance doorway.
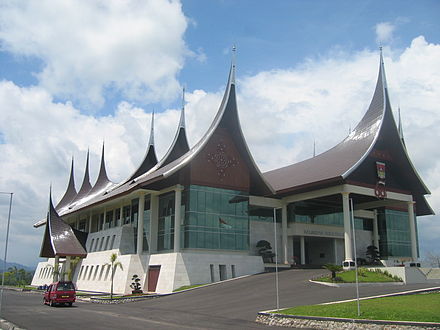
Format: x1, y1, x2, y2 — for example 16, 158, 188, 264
147, 265, 161, 292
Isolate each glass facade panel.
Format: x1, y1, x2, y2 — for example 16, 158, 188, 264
143, 197, 151, 252
158, 192, 175, 251
183, 185, 249, 251
287, 206, 369, 230
378, 209, 413, 258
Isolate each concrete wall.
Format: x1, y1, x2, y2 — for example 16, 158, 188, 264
32, 250, 264, 294
250, 220, 282, 261
368, 266, 440, 284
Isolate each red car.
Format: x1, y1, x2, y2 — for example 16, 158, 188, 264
43, 281, 76, 307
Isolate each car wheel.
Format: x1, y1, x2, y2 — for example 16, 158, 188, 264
68, 302, 73, 307
50, 300, 55, 307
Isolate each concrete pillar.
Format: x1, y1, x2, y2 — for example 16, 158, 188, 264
373, 209, 379, 249
174, 188, 182, 252
150, 194, 159, 253
408, 201, 418, 261
281, 204, 288, 264
64, 256, 71, 281
88, 212, 93, 233
53, 256, 60, 282
333, 239, 338, 264
300, 236, 306, 265
287, 236, 294, 264
137, 194, 145, 255
119, 204, 124, 226
342, 192, 353, 262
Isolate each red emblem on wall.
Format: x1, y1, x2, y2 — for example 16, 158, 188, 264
374, 161, 387, 199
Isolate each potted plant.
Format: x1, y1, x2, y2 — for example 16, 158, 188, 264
130, 274, 143, 294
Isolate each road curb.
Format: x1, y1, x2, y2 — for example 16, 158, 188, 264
0, 318, 26, 330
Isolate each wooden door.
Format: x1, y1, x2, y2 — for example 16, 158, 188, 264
147, 265, 161, 292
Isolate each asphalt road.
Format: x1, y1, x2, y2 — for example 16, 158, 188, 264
1, 269, 438, 330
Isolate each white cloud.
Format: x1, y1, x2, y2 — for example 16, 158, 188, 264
0, 0, 189, 108
375, 22, 396, 44
1, 36, 440, 266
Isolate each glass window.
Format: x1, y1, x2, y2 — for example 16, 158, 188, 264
158, 192, 175, 251
183, 185, 249, 251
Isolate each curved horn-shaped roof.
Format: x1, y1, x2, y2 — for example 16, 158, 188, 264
134, 58, 274, 195
87, 142, 113, 195
127, 112, 158, 182
39, 189, 87, 258
55, 157, 77, 211
69, 150, 92, 206
264, 51, 431, 214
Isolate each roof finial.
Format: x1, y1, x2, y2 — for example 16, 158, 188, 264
231, 45, 236, 85
178, 88, 186, 129
148, 110, 155, 146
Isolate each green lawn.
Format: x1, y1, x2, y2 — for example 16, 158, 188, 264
316, 269, 401, 283
277, 292, 440, 323
174, 284, 205, 292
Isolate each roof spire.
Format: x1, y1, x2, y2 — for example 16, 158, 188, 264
231, 45, 236, 85
148, 110, 155, 147
55, 156, 77, 210
379, 46, 388, 91
179, 87, 186, 129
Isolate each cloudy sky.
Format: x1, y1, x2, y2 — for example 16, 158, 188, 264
0, 0, 439, 268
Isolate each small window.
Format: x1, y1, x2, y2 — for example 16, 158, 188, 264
94, 238, 100, 252
110, 235, 116, 249
104, 236, 110, 250
219, 264, 227, 281
89, 239, 95, 251
99, 237, 105, 251
231, 265, 236, 278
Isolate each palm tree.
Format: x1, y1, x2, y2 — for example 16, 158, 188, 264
108, 253, 123, 300
323, 264, 342, 281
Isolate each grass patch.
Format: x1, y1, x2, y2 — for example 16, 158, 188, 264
277, 292, 440, 323
173, 284, 206, 292
316, 269, 401, 283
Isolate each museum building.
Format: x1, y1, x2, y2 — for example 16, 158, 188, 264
31, 51, 432, 294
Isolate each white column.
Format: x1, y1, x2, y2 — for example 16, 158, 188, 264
88, 212, 93, 233
342, 192, 353, 262
281, 204, 288, 264
64, 256, 71, 281
137, 194, 145, 255
408, 201, 418, 261
174, 187, 182, 252
287, 236, 294, 264
373, 209, 379, 249
119, 204, 124, 226
300, 236, 305, 265
150, 194, 159, 253
53, 256, 60, 282
333, 238, 338, 264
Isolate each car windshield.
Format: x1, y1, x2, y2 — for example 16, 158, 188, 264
56, 282, 75, 291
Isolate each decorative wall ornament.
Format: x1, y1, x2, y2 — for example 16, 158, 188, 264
207, 141, 239, 180
375, 161, 387, 199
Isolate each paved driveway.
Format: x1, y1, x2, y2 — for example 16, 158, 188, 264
2, 269, 438, 329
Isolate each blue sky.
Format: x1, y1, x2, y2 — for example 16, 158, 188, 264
0, 0, 439, 267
